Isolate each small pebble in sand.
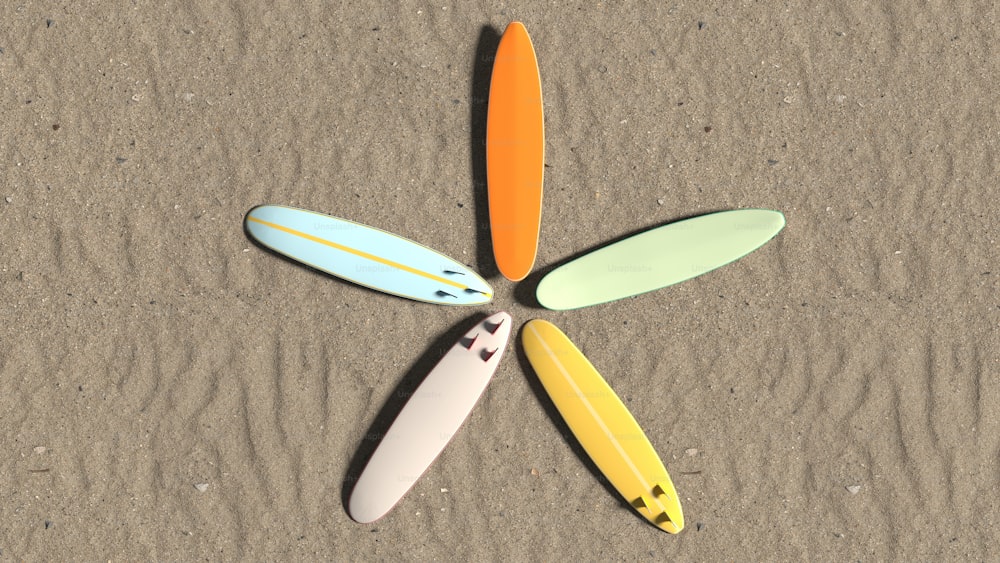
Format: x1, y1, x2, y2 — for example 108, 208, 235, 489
657, 198, 664, 205
5, 196, 11, 203
530, 468, 540, 476
33, 446, 47, 454
685, 448, 699, 456
440, 488, 448, 493
846, 485, 861, 494
194, 483, 209, 492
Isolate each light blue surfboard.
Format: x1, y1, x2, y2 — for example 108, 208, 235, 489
535, 209, 785, 310
245, 205, 492, 306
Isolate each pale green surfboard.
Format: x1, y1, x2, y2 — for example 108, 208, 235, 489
535, 209, 785, 310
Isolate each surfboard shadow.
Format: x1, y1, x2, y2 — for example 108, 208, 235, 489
512, 209, 732, 309
341, 312, 487, 516
470, 25, 502, 280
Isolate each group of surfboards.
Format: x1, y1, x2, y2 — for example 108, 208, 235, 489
244, 22, 785, 534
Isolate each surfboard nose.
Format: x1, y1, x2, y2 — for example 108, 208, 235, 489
347, 493, 385, 524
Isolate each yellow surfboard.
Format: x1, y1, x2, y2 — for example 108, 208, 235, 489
522, 319, 683, 533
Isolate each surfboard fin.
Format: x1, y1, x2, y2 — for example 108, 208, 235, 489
480, 348, 499, 362
654, 510, 680, 533
652, 482, 672, 500
484, 317, 505, 334
443, 269, 493, 297
653, 482, 683, 531
633, 494, 656, 514
632, 488, 682, 532
436, 290, 458, 299
461, 334, 479, 350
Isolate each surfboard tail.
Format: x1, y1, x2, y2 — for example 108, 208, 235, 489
653, 481, 684, 533
631, 483, 684, 533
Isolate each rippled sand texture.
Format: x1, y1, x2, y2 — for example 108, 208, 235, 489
1, 1, 997, 560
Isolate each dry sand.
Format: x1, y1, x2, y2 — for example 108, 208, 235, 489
1, 1, 997, 560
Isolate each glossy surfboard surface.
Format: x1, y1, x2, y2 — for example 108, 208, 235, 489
245, 205, 492, 305
536, 209, 785, 310
348, 312, 513, 523
522, 319, 683, 533
487, 21, 544, 281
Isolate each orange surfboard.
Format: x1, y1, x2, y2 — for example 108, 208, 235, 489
487, 22, 544, 281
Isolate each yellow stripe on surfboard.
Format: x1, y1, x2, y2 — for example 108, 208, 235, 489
246, 216, 488, 295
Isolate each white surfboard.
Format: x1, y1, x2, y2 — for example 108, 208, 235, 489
348, 312, 513, 523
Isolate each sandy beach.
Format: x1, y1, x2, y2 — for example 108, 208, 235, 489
1, 1, 997, 559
